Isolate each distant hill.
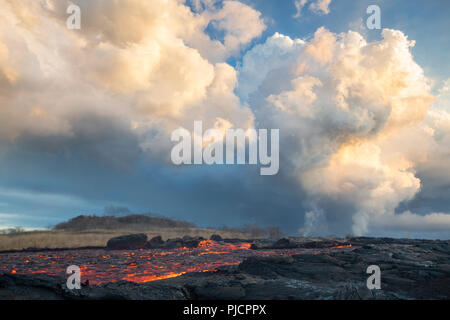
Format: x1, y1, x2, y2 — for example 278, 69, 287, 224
0, 214, 283, 251
53, 214, 196, 231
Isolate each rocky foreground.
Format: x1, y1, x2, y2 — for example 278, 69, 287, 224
0, 237, 449, 300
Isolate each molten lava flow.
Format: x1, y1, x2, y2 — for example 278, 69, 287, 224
198, 240, 214, 247
330, 244, 352, 249
0, 240, 354, 285
122, 272, 185, 283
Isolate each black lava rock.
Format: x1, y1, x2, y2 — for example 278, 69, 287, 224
106, 234, 148, 250
210, 234, 223, 241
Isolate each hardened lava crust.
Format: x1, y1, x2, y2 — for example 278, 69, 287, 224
0, 237, 449, 300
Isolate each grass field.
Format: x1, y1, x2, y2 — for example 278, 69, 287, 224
0, 227, 254, 251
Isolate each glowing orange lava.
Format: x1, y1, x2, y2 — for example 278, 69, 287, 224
0, 240, 354, 285
330, 244, 352, 249
122, 272, 185, 283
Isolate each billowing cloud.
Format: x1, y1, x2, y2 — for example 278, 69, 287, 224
372, 211, 450, 232
0, 0, 449, 238
239, 28, 450, 236
0, 0, 262, 153
237, 32, 305, 100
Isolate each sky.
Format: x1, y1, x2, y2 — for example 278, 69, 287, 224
0, 0, 449, 239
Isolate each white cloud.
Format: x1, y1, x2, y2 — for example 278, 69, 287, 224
433, 78, 450, 111
240, 27, 444, 236
309, 0, 332, 15
237, 32, 305, 100
372, 211, 450, 232
1, 0, 449, 237
293, 0, 308, 18
209, 1, 266, 56
0, 0, 262, 156
267, 76, 323, 115
293, 0, 333, 18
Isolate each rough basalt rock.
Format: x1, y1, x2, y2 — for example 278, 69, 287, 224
146, 235, 164, 248
210, 234, 223, 241
106, 233, 148, 250
250, 237, 347, 249
1, 237, 449, 300
145, 235, 205, 249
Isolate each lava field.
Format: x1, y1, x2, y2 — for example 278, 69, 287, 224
0, 240, 352, 285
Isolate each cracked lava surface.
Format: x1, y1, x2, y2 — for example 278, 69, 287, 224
0, 240, 353, 285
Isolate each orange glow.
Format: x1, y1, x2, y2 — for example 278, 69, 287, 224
198, 240, 214, 247
1, 240, 354, 285
331, 244, 352, 249
122, 272, 185, 283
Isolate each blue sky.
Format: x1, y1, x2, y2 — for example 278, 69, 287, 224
0, 0, 449, 239
234, 0, 450, 83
